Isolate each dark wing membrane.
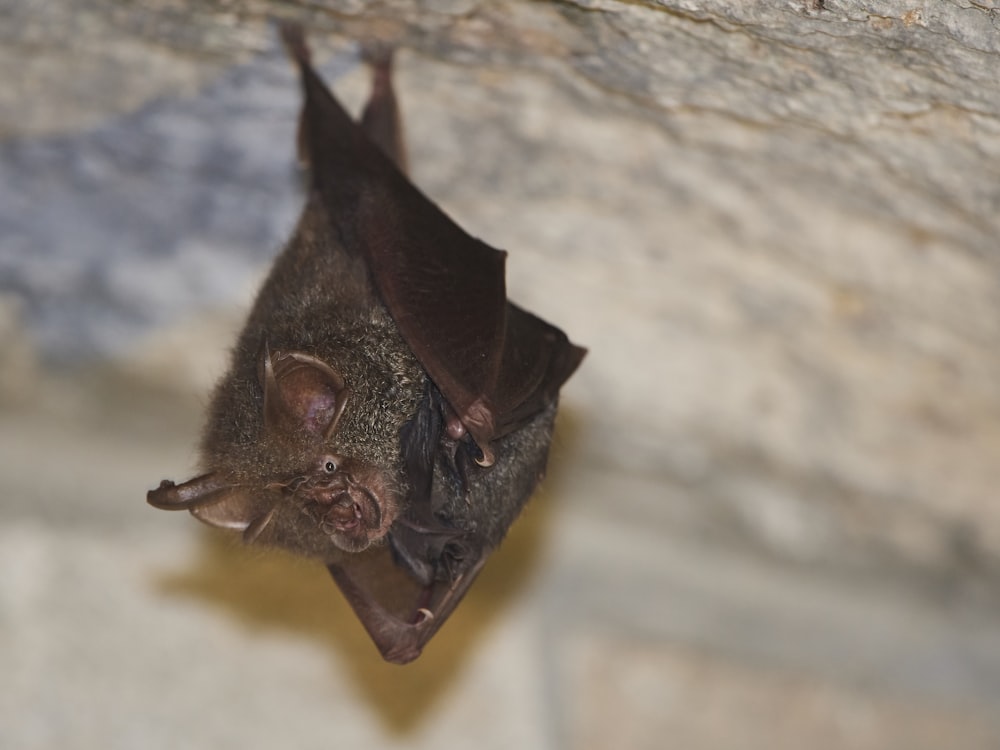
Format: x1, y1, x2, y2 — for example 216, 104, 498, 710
283, 25, 583, 451
491, 303, 587, 438
284, 25, 506, 445
355, 183, 507, 448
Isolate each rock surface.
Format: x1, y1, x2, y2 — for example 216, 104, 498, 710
2, 1, 999, 747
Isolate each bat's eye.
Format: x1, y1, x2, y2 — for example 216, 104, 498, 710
324, 459, 338, 473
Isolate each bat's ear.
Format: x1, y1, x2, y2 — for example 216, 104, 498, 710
148, 472, 276, 541
190, 489, 274, 541
148, 472, 233, 510
260, 345, 349, 440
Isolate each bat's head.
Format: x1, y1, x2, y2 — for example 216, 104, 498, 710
148, 347, 404, 555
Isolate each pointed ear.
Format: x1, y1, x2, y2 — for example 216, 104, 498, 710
147, 473, 234, 510
260, 346, 349, 440
190, 489, 273, 534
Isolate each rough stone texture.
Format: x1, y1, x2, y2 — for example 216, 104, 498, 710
2, 1, 1000, 747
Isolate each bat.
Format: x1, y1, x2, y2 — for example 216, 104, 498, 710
148, 23, 585, 665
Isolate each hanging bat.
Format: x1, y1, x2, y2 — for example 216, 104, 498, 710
148, 23, 585, 665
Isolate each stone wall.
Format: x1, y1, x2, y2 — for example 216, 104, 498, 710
2, 2, 999, 747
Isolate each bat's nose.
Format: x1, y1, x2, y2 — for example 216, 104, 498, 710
326, 494, 361, 529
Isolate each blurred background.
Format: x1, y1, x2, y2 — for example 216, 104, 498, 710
2, 1, 1000, 748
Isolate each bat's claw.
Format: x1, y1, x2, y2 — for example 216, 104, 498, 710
474, 444, 495, 468
415, 607, 434, 624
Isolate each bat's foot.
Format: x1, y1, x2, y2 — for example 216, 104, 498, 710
360, 42, 394, 73
278, 22, 311, 67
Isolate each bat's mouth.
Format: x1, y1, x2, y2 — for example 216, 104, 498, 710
318, 487, 381, 534
299, 483, 386, 552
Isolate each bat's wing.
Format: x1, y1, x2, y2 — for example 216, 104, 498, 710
282, 25, 585, 465
326, 548, 486, 664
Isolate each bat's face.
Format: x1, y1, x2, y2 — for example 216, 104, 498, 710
281, 450, 400, 553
